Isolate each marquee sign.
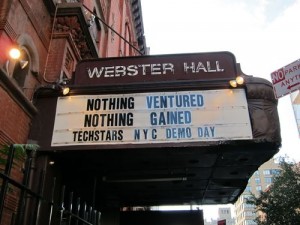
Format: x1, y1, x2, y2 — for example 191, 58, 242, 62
74, 52, 237, 86
51, 89, 253, 146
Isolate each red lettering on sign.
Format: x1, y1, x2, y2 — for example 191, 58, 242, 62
271, 68, 285, 85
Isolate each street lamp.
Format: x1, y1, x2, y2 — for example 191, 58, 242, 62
6, 47, 29, 76
9, 47, 21, 60
61, 86, 70, 95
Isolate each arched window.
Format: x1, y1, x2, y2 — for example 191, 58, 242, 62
11, 34, 40, 100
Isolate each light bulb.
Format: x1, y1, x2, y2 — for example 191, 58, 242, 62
236, 76, 244, 85
229, 80, 237, 88
9, 48, 21, 59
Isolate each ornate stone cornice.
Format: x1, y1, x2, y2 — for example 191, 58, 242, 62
54, 3, 98, 59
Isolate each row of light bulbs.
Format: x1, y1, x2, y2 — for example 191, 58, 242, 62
229, 76, 244, 88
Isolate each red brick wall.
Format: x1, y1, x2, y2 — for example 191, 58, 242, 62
0, 88, 28, 225
44, 37, 66, 83
0, 89, 31, 145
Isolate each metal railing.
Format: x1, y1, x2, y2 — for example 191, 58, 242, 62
0, 145, 101, 225
58, 186, 101, 225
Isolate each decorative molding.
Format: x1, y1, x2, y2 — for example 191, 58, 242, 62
0, 19, 18, 41
54, 15, 91, 59
54, 3, 98, 59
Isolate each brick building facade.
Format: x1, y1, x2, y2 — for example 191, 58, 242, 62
0, 0, 146, 224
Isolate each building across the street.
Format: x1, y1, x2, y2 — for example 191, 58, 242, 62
234, 158, 280, 225
204, 207, 235, 225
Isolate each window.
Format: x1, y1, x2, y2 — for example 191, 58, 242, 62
255, 177, 260, 184
243, 194, 252, 201
265, 177, 273, 184
264, 169, 281, 175
254, 171, 259, 176
245, 186, 252, 192
271, 169, 280, 175
256, 186, 262, 191
244, 203, 255, 208
245, 211, 255, 216
246, 219, 257, 225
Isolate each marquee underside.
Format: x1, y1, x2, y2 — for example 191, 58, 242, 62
43, 140, 278, 207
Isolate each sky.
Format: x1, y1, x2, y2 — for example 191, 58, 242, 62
141, 0, 300, 220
